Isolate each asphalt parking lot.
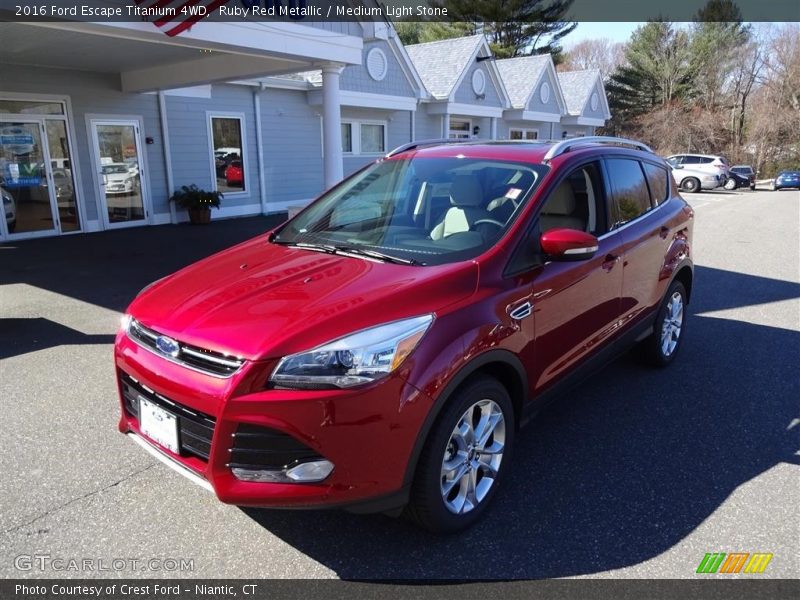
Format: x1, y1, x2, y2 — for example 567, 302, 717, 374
1, 188, 798, 580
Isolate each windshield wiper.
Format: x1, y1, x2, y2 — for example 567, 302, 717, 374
334, 246, 422, 266
274, 239, 420, 265
272, 240, 338, 254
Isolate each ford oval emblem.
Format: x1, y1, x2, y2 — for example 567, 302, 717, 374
155, 335, 180, 357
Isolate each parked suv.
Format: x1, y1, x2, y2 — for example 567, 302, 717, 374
666, 153, 729, 187
116, 137, 694, 532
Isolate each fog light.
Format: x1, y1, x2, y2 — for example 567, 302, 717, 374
231, 459, 334, 484
285, 460, 334, 482
231, 468, 290, 483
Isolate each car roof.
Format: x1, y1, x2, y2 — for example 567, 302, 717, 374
387, 139, 657, 164
669, 153, 724, 159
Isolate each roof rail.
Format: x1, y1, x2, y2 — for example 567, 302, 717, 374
543, 136, 654, 162
385, 138, 468, 158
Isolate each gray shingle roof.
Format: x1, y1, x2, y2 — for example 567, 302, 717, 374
495, 55, 551, 109
557, 70, 600, 115
405, 35, 484, 99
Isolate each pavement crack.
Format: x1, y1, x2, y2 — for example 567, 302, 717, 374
1, 463, 157, 536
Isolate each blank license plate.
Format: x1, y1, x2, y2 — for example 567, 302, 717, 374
139, 396, 179, 453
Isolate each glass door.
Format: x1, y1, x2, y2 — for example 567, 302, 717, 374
89, 120, 148, 228
0, 119, 59, 237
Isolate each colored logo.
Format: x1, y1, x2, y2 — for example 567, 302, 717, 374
696, 552, 773, 574
155, 335, 180, 357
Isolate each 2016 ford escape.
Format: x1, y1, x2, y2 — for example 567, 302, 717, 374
116, 136, 694, 533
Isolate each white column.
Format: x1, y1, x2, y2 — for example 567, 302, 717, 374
441, 113, 449, 138
157, 91, 176, 224
490, 117, 497, 140
321, 64, 344, 189
253, 85, 268, 215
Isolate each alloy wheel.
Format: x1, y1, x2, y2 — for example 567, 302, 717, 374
660, 291, 684, 357
440, 399, 506, 515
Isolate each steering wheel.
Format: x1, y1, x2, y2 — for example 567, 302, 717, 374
473, 218, 505, 230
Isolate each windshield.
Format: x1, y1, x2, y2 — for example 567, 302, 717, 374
731, 167, 751, 174
102, 165, 129, 175
273, 157, 546, 266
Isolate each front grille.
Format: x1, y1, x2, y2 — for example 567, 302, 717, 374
120, 372, 215, 461
228, 423, 322, 470
127, 318, 244, 377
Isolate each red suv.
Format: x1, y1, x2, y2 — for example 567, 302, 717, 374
116, 137, 693, 532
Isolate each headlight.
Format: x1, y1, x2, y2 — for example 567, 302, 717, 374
270, 315, 434, 389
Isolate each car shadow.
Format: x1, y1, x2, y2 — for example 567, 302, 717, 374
241, 266, 799, 579
0, 318, 116, 360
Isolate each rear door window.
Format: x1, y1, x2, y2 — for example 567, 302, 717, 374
642, 163, 669, 206
606, 158, 652, 228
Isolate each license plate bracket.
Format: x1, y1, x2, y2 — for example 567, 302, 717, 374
139, 396, 179, 454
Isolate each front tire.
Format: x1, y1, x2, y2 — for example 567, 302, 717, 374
723, 178, 737, 191
639, 280, 687, 367
405, 376, 515, 533
681, 177, 700, 193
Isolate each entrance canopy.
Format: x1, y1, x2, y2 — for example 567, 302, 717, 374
0, 21, 363, 92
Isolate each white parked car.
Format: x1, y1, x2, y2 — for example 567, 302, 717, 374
2, 186, 16, 233
666, 153, 730, 181
669, 164, 723, 192
101, 163, 139, 195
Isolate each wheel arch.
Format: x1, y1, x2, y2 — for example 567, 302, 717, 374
402, 349, 528, 487
671, 262, 694, 304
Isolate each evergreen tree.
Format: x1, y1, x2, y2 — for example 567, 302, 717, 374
432, 0, 577, 59
606, 22, 692, 124
394, 22, 476, 46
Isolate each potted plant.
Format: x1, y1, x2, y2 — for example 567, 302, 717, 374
169, 184, 222, 225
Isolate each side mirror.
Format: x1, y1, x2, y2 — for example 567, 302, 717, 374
673, 165, 684, 170
540, 228, 599, 261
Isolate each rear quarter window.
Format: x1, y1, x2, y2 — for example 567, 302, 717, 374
643, 163, 669, 206
606, 158, 652, 227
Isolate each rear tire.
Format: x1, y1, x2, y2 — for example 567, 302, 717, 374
405, 376, 515, 534
681, 178, 700, 193
639, 280, 687, 367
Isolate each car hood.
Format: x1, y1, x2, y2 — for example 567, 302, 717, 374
128, 236, 479, 361
105, 172, 131, 182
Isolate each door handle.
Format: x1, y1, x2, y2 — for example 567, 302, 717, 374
508, 301, 532, 320
601, 254, 620, 271
659, 226, 670, 239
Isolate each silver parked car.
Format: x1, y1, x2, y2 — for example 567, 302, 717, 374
669, 164, 722, 193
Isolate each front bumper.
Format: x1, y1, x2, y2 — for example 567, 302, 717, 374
115, 331, 430, 510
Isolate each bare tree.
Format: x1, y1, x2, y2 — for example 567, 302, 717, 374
560, 38, 626, 79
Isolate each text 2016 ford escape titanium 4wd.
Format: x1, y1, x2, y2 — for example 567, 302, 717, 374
116, 137, 694, 532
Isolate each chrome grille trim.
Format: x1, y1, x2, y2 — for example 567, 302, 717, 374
127, 318, 245, 378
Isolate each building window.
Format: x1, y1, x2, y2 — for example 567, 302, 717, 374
510, 128, 538, 141
338, 121, 386, 155
209, 114, 245, 194
341, 123, 353, 153
449, 118, 472, 139
360, 123, 385, 154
